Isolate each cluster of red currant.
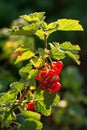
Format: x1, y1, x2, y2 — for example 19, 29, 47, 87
36, 61, 63, 93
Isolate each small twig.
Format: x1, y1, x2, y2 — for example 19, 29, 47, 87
11, 86, 29, 111
18, 86, 29, 105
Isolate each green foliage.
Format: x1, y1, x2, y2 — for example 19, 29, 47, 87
0, 12, 84, 130
21, 110, 41, 120
57, 19, 83, 31
9, 12, 83, 41
18, 110, 43, 130
49, 41, 80, 64
15, 50, 34, 64
20, 12, 46, 23
18, 118, 43, 130
34, 90, 60, 116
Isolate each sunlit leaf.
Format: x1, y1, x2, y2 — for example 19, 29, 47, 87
20, 12, 46, 23
49, 42, 81, 64
21, 111, 41, 121
60, 41, 80, 51
57, 19, 83, 31
47, 21, 58, 35
15, 50, 34, 64
49, 43, 65, 60
10, 23, 39, 35
30, 56, 43, 68
35, 30, 45, 40
10, 82, 25, 92
0, 90, 17, 108
19, 64, 32, 76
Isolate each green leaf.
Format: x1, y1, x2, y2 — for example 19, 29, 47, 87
19, 64, 32, 76
10, 82, 25, 92
49, 43, 65, 60
20, 12, 46, 23
21, 111, 41, 121
15, 50, 34, 64
57, 19, 83, 31
19, 69, 38, 89
49, 42, 81, 64
10, 23, 39, 35
15, 47, 28, 52
41, 21, 48, 30
35, 29, 45, 40
59, 42, 80, 64
0, 90, 17, 109
18, 118, 43, 130
34, 90, 60, 116
35, 22, 47, 40
1, 110, 15, 127
47, 21, 58, 35
66, 51, 80, 64
30, 56, 43, 68
60, 41, 80, 51
28, 69, 38, 86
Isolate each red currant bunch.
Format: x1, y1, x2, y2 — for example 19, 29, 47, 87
27, 102, 36, 111
36, 61, 63, 93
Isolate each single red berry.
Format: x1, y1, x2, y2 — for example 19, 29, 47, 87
48, 69, 56, 77
53, 67, 61, 75
56, 61, 63, 70
27, 102, 36, 110
41, 71, 48, 79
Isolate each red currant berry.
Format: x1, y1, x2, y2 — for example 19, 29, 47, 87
41, 71, 48, 79
48, 69, 56, 77
53, 67, 61, 75
27, 102, 36, 110
56, 61, 63, 70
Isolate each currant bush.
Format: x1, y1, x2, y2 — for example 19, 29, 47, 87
0, 12, 83, 130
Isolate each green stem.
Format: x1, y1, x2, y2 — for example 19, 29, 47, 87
44, 33, 47, 49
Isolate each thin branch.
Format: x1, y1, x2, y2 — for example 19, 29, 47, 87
44, 33, 47, 49
11, 86, 29, 111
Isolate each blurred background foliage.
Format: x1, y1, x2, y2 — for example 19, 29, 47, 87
0, 0, 87, 130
